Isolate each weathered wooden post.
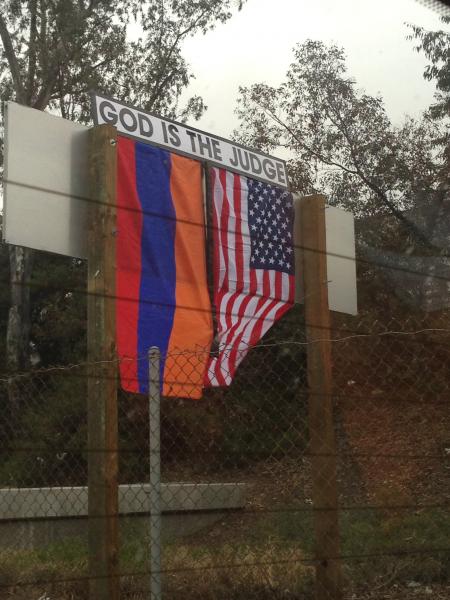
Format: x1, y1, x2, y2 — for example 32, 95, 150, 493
298, 194, 342, 600
87, 123, 119, 600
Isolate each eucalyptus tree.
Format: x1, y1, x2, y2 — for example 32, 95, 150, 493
235, 39, 446, 250
0, 0, 244, 372
408, 16, 450, 190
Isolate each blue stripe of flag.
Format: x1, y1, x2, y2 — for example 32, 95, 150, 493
135, 143, 176, 392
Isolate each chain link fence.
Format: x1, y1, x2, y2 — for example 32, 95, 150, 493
0, 286, 449, 599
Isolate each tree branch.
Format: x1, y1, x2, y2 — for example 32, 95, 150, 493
147, 6, 210, 109
27, 0, 39, 103
33, 64, 60, 110
261, 103, 360, 176
326, 95, 435, 249
0, 12, 26, 103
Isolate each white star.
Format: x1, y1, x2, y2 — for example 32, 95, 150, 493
269, 257, 275, 264
286, 247, 293, 254
256, 217, 262, 224
278, 259, 284, 266
251, 225, 257, 231
268, 242, 274, 249
249, 209, 255, 216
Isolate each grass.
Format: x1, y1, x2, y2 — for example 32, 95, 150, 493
0, 507, 448, 599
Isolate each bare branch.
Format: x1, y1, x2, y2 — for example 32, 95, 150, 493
27, 0, 39, 103
0, 13, 26, 103
261, 103, 360, 176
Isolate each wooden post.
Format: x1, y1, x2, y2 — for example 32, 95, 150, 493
87, 124, 119, 600
299, 194, 342, 600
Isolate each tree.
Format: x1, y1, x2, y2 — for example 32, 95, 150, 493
235, 40, 447, 251
0, 0, 244, 372
408, 16, 450, 195
408, 16, 450, 122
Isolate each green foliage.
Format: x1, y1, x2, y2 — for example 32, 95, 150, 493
408, 16, 450, 122
0, 0, 246, 121
0, 371, 87, 486
28, 254, 87, 366
235, 36, 448, 250
0, 243, 10, 372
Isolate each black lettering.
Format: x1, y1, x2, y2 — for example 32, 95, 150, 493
230, 146, 239, 167
186, 130, 197, 152
276, 162, 287, 185
168, 124, 181, 147
249, 153, 262, 175
197, 134, 212, 158
138, 114, 153, 138
238, 148, 250, 170
99, 100, 118, 126
211, 139, 222, 161
262, 158, 276, 180
119, 108, 137, 132
161, 121, 169, 143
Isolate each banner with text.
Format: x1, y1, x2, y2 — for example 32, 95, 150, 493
92, 93, 288, 189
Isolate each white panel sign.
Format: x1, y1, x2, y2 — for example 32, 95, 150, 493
92, 93, 289, 189
325, 205, 358, 315
294, 198, 358, 315
3, 102, 90, 258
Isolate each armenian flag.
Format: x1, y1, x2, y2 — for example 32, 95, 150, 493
116, 137, 213, 398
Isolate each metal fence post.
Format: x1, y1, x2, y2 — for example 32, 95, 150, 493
148, 347, 162, 600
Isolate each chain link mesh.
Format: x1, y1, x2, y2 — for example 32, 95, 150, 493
0, 300, 449, 599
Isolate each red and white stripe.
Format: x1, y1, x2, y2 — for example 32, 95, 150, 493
205, 168, 294, 387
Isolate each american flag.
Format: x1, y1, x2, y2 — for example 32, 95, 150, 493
205, 167, 295, 387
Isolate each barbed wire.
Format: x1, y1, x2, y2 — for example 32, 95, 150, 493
3, 177, 450, 279
0, 327, 449, 384
0, 546, 449, 591
0, 444, 446, 459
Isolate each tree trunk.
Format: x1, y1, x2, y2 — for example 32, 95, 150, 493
7, 245, 33, 373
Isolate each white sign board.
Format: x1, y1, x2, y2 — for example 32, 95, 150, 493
294, 197, 357, 315
2, 102, 357, 314
3, 102, 90, 258
92, 93, 288, 189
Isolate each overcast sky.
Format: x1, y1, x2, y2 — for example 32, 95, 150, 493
177, 0, 448, 138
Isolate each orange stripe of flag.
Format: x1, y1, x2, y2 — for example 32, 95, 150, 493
163, 154, 213, 399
